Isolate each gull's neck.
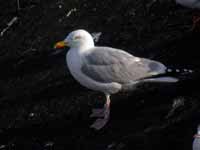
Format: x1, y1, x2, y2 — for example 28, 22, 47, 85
70, 41, 95, 53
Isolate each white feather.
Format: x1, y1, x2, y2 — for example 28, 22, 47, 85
142, 77, 179, 83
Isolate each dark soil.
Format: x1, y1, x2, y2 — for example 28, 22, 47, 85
0, 0, 200, 150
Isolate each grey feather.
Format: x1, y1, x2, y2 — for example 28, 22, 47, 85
81, 47, 166, 84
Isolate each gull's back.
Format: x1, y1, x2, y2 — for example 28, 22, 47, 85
81, 47, 167, 84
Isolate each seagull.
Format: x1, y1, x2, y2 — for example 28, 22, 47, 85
193, 125, 200, 150
176, 0, 200, 9
175, 0, 200, 30
54, 29, 180, 130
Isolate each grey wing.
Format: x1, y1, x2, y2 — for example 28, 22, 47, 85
81, 47, 166, 84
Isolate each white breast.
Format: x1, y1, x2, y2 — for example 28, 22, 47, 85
67, 49, 101, 90
66, 49, 84, 84
66, 49, 122, 94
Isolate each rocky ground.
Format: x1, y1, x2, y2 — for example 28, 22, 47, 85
0, 0, 200, 149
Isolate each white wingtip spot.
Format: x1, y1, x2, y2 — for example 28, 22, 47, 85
188, 69, 193, 73
176, 69, 180, 72
183, 69, 188, 72
167, 68, 172, 72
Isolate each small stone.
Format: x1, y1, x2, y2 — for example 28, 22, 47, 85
189, 69, 193, 73
29, 113, 35, 117
0, 145, 6, 149
167, 68, 172, 72
183, 69, 188, 72
45, 142, 54, 147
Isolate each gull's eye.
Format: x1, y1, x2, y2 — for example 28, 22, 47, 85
74, 35, 82, 40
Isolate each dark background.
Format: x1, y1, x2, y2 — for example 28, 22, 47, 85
0, 0, 200, 149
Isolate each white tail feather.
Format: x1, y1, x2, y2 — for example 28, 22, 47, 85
142, 77, 179, 83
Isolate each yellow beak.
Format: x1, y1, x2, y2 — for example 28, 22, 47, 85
54, 41, 67, 49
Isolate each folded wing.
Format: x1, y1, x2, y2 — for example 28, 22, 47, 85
81, 47, 167, 84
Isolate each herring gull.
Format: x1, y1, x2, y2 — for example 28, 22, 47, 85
54, 29, 179, 130
193, 125, 200, 150
175, 0, 200, 30
176, 0, 200, 9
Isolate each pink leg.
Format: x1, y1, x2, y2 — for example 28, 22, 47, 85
90, 94, 111, 130
90, 108, 106, 117
191, 15, 200, 30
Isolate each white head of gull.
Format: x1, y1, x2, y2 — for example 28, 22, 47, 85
54, 29, 179, 130
193, 125, 200, 150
